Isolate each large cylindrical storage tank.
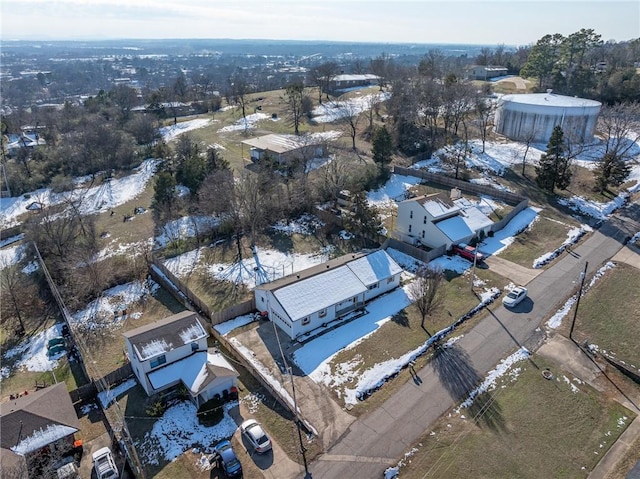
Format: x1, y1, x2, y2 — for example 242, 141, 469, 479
495, 92, 601, 143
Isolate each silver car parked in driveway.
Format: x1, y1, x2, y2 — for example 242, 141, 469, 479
241, 419, 272, 454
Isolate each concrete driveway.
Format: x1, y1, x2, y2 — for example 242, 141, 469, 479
484, 254, 542, 285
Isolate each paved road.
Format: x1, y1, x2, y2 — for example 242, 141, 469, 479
308, 206, 640, 479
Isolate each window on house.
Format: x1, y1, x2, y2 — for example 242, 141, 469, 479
261, 297, 264, 302
409, 225, 412, 233
387, 276, 395, 284
422, 230, 425, 238
191, 342, 199, 352
319, 309, 327, 318
410, 210, 413, 218
423, 216, 427, 224
302, 317, 310, 325
150, 355, 166, 369
368, 282, 378, 290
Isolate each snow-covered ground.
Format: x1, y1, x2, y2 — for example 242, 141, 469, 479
1, 323, 65, 380
0, 159, 159, 229
217, 112, 271, 133
136, 401, 239, 465
311, 92, 389, 123
159, 119, 212, 142
71, 280, 157, 329
154, 216, 221, 248
163, 243, 333, 289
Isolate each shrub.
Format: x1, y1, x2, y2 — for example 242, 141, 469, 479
197, 396, 224, 426
146, 400, 167, 417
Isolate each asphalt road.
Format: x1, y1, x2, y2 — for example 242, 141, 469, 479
307, 205, 640, 479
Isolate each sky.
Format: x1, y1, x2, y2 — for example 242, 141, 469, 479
1, 0, 638, 45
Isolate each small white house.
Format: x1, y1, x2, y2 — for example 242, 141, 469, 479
123, 311, 238, 406
467, 65, 508, 81
255, 250, 403, 340
395, 192, 493, 250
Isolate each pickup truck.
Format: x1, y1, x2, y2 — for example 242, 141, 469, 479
92, 447, 119, 479
452, 244, 484, 262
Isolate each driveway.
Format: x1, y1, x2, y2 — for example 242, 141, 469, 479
308, 206, 639, 478
484, 254, 542, 285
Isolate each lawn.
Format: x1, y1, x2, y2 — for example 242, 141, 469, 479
570, 262, 640, 368
328, 267, 508, 415
394, 354, 635, 479
497, 211, 585, 268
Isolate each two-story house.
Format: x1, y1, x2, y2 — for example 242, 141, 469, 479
255, 249, 403, 340
395, 192, 494, 250
124, 311, 238, 406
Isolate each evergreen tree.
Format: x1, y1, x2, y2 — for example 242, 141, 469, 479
206, 146, 230, 173
372, 126, 393, 181
153, 171, 177, 208
594, 152, 631, 193
520, 33, 565, 89
345, 191, 383, 240
535, 125, 572, 192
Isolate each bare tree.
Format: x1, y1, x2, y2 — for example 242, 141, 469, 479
283, 81, 306, 135
228, 70, 253, 132
0, 262, 31, 335
308, 62, 339, 104
598, 102, 640, 161
475, 96, 493, 154
408, 267, 443, 333
333, 99, 363, 150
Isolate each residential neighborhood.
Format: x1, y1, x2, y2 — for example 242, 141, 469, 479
1, 4, 640, 479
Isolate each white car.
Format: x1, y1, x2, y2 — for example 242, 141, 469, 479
92, 447, 119, 479
502, 286, 528, 308
240, 419, 272, 453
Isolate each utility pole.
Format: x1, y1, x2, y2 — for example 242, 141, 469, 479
570, 261, 588, 341
470, 247, 478, 292
288, 367, 309, 477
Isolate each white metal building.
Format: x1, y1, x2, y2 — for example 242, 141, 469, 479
494, 92, 601, 143
255, 250, 403, 340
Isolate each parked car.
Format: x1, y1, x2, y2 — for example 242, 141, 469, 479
502, 286, 528, 308
47, 337, 65, 349
241, 419, 272, 453
92, 447, 119, 479
61, 324, 70, 337
47, 344, 66, 358
214, 440, 242, 477
452, 244, 485, 262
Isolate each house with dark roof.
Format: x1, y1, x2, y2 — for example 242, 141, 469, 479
0, 383, 80, 478
394, 191, 494, 250
255, 250, 403, 340
123, 311, 238, 406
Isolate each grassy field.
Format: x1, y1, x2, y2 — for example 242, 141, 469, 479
498, 211, 585, 268
570, 262, 640, 368
394, 354, 635, 479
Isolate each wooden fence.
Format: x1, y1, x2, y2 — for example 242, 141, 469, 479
384, 238, 447, 264
148, 255, 213, 318
213, 330, 316, 436
210, 299, 256, 325
392, 166, 527, 206
68, 364, 133, 404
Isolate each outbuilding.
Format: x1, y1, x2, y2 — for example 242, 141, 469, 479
494, 91, 601, 143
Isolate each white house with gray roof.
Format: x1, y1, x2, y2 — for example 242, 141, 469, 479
255, 250, 403, 340
395, 192, 494, 249
123, 311, 238, 405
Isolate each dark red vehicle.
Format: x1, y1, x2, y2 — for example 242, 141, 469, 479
452, 243, 485, 262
